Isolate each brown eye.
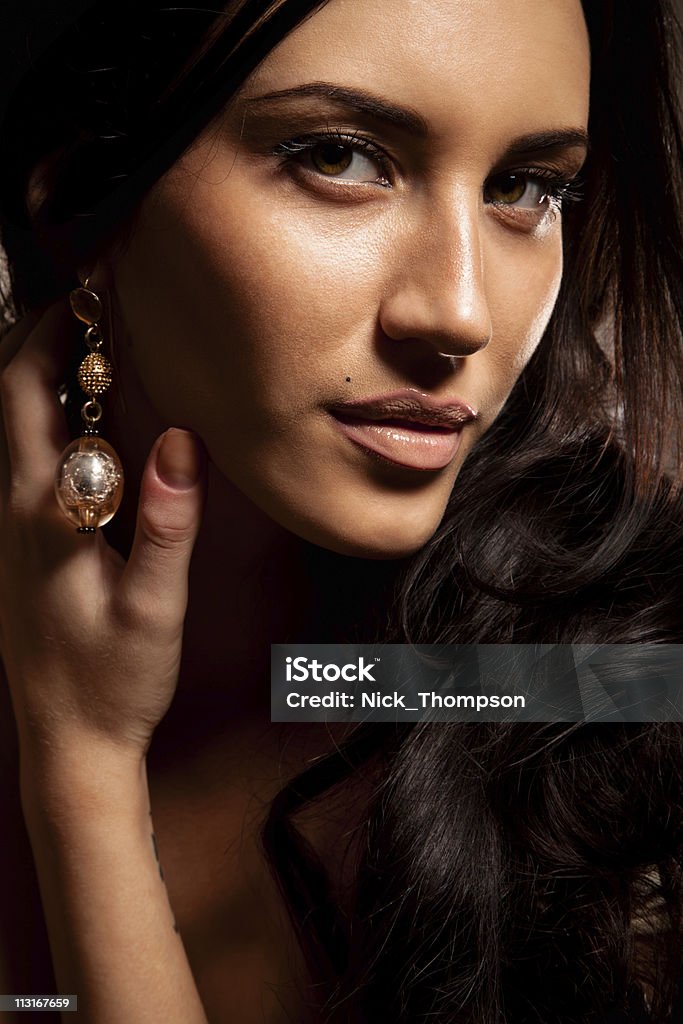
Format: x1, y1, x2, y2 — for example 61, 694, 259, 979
487, 173, 533, 205
310, 143, 354, 175
275, 133, 392, 186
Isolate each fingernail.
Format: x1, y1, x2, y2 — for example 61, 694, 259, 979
156, 429, 201, 490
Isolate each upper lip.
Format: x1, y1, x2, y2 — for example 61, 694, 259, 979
328, 388, 478, 429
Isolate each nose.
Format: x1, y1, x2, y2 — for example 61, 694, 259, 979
378, 194, 492, 358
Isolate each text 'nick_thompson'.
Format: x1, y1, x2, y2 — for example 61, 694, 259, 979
285, 656, 378, 682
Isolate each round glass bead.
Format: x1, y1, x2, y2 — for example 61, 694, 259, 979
69, 287, 102, 325
54, 436, 124, 531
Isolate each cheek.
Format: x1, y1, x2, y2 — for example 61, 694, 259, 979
198, 210, 375, 352
126, 179, 387, 427
485, 228, 563, 402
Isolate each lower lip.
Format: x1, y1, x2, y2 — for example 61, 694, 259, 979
329, 413, 465, 471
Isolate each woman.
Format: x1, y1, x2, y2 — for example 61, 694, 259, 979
0, 0, 682, 1021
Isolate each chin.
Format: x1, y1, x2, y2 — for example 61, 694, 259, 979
276, 504, 444, 561
212, 453, 451, 560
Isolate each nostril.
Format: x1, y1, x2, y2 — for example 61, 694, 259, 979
437, 334, 491, 358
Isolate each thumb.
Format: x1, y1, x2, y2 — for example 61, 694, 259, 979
117, 428, 206, 624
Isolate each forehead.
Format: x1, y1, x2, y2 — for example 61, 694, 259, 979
245, 0, 590, 142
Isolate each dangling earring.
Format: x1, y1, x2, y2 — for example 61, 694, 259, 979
54, 279, 124, 533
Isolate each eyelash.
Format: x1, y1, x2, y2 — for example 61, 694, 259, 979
272, 128, 393, 184
271, 128, 584, 210
500, 167, 584, 210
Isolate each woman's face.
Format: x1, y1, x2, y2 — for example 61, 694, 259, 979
111, 0, 590, 558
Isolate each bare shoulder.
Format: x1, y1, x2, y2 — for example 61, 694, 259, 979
0, 654, 57, 1019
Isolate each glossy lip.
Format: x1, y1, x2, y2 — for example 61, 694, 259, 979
328, 388, 478, 429
327, 389, 478, 471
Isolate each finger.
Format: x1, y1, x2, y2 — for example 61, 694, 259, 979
115, 429, 207, 629
0, 301, 78, 508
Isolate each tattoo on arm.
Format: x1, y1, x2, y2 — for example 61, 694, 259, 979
149, 814, 179, 934
151, 831, 165, 881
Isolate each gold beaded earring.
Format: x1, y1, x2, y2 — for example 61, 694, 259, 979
54, 279, 124, 533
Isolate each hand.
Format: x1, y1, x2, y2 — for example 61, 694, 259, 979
0, 300, 207, 761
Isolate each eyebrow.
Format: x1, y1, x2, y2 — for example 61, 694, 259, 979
245, 82, 590, 158
501, 128, 590, 160
245, 83, 429, 135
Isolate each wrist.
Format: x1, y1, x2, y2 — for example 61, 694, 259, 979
19, 732, 149, 832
